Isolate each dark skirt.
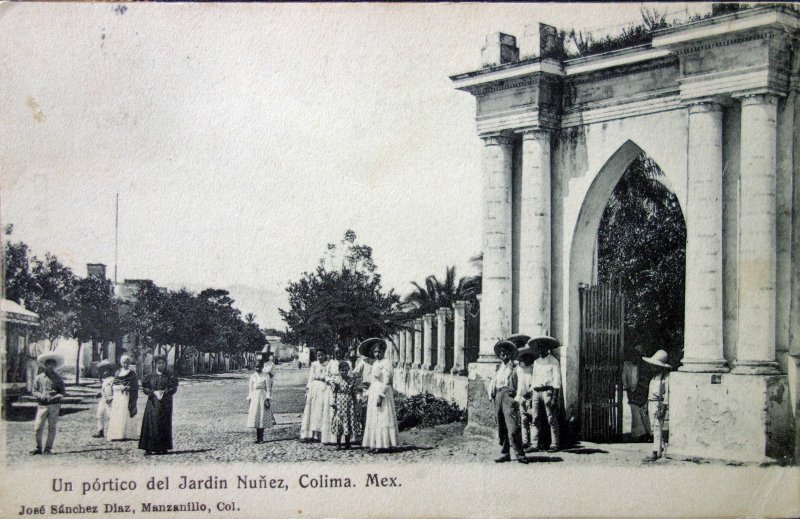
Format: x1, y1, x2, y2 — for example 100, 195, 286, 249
138, 396, 173, 452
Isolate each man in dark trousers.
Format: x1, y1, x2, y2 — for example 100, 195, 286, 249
488, 340, 528, 464
30, 352, 66, 455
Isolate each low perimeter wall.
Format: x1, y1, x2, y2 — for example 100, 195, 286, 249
393, 366, 468, 409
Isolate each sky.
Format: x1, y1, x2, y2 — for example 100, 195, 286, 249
0, 2, 711, 327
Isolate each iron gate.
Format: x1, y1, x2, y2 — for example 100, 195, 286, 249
578, 283, 625, 442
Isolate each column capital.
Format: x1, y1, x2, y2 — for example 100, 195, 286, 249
422, 313, 435, 324
734, 92, 780, 107
453, 300, 467, 311
435, 307, 451, 319
521, 127, 551, 140
686, 99, 724, 114
482, 134, 516, 146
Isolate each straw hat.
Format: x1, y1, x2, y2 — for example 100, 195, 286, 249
506, 334, 531, 349
493, 340, 518, 361
358, 338, 387, 358
642, 350, 672, 369
37, 352, 64, 369
517, 346, 537, 364
527, 335, 561, 351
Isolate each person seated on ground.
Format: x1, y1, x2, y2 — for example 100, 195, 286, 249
361, 338, 399, 453
30, 353, 66, 455
138, 356, 178, 455
246, 360, 276, 444
327, 361, 362, 450
641, 350, 671, 463
527, 335, 562, 453
488, 340, 527, 464
93, 360, 116, 438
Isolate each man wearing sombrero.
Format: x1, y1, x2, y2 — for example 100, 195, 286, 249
642, 350, 672, 462
30, 352, 66, 455
487, 340, 527, 463
528, 335, 562, 452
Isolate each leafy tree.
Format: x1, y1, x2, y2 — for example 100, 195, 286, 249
71, 275, 121, 383
597, 154, 686, 359
280, 230, 403, 359
119, 280, 166, 364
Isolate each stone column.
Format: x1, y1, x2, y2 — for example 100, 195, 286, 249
452, 301, 467, 374
518, 129, 551, 336
404, 328, 414, 367
733, 93, 780, 374
478, 135, 515, 362
680, 101, 728, 373
398, 331, 407, 366
435, 308, 449, 372
413, 318, 423, 369
422, 314, 434, 370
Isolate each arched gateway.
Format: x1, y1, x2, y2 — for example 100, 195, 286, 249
452, 6, 799, 463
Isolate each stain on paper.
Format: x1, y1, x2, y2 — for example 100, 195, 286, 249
26, 96, 45, 123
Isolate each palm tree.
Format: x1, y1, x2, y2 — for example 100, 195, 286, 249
403, 266, 479, 318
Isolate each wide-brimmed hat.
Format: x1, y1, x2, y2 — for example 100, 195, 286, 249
527, 335, 561, 351
506, 334, 531, 348
494, 340, 518, 360
96, 359, 116, 373
517, 346, 537, 364
37, 352, 64, 369
358, 338, 387, 358
643, 350, 672, 369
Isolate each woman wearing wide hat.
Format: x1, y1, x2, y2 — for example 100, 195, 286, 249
245, 359, 276, 444
488, 340, 527, 463
641, 350, 672, 462
30, 352, 66, 455
107, 354, 139, 441
360, 338, 399, 452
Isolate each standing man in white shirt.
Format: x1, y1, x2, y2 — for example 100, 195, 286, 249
641, 350, 671, 462
488, 340, 528, 464
527, 336, 562, 452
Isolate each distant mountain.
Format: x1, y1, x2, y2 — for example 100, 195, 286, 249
161, 282, 287, 330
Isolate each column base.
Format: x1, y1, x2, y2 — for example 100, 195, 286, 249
421, 363, 431, 371
451, 366, 466, 376
678, 358, 729, 373
412, 363, 421, 369
667, 371, 794, 463
730, 360, 781, 375
433, 365, 445, 373
464, 361, 499, 439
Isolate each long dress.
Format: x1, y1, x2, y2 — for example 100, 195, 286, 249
320, 360, 347, 445
352, 357, 373, 431
107, 368, 139, 440
138, 370, 178, 452
328, 374, 362, 439
362, 357, 399, 449
247, 365, 276, 429
300, 360, 329, 439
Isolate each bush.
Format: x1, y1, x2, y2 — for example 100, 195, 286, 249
395, 393, 466, 431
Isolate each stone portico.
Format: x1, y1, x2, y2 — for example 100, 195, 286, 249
450, 6, 800, 463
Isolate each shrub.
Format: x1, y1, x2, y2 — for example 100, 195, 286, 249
395, 393, 466, 431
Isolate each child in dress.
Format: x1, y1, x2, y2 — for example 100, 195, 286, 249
327, 361, 362, 449
92, 361, 115, 438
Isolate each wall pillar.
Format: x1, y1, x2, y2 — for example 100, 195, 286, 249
404, 328, 414, 368
452, 301, 467, 375
680, 101, 728, 373
435, 308, 449, 372
478, 135, 515, 362
413, 318, 423, 369
519, 129, 551, 336
422, 314, 434, 370
733, 93, 780, 374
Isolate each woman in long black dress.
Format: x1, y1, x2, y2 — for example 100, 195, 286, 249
139, 356, 179, 455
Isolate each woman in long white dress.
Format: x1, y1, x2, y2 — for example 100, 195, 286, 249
107, 354, 139, 441
247, 359, 276, 444
299, 350, 329, 442
360, 338, 399, 452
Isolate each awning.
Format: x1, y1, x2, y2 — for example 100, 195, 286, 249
1, 299, 40, 326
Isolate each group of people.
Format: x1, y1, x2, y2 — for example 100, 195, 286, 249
489, 334, 563, 464
622, 345, 672, 462
29, 352, 178, 456
297, 337, 399, 452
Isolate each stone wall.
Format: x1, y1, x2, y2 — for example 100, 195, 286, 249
393, 366, 468, 410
